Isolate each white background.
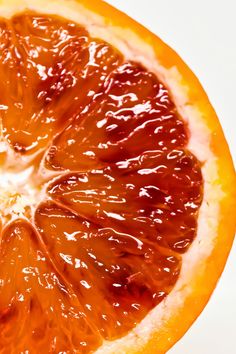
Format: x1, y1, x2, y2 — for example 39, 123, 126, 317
106, 1, 236, 353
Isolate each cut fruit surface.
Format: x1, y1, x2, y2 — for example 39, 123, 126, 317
35, 201, 180, 340
46, 149, 203, 253
45, 62, 187, 171
0, 220, 101, 353
0, 13, 121, 155
0, 1, 235, 353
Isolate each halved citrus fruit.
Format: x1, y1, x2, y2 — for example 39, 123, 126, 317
0, 0, 235, 353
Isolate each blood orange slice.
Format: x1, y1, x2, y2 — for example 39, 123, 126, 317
0, 0, 235, 353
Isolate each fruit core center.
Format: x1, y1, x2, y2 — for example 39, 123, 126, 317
0, 167, 38, 220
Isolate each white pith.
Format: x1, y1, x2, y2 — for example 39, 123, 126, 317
0, 1, 226, 354
0, 167, 38, 220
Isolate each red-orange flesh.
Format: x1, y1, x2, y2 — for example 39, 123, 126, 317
0, 13, 203, 352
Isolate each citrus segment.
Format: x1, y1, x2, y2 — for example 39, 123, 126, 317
0, 13, 122, 155
47, 149, 203, 253
0, 220, 101, 353
46, 62, 187, 172
35, 201, 180, 339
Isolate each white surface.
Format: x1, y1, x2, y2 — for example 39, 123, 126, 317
106, 1, 236, 353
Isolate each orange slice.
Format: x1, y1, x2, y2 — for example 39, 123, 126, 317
0, 0, 235, 353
